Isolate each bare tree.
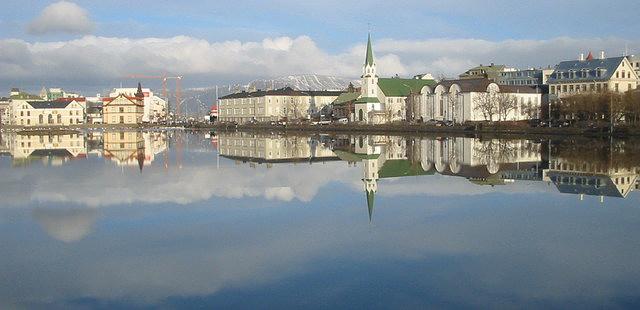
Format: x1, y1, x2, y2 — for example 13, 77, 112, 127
495, 93, 518, 121
473, 92, 497, 121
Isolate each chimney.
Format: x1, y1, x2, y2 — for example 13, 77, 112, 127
579, 53, 585, 61
600, 51, 606, 59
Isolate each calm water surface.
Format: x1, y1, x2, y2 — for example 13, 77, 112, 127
1, 130, 640, 309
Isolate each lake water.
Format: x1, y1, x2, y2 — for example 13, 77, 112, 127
1, 130, 640, 309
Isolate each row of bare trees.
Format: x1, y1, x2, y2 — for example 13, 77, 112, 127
555, 91, 640, 125
472, 92, 520, 121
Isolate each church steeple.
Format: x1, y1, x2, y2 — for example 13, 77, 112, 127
366, 189, 375, 222
365, 32, 375, 66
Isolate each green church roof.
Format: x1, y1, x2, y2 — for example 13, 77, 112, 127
378, 78, 436, 97
378, 159, 433, 179
332, 92, 360, 106
365, 33, 374, 66
366, 190, 375, 222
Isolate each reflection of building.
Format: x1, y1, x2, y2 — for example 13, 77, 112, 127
218, 132, 338, 165
5, 132, 87, 166
543, 142, 640, 200
103, 131, 146, 170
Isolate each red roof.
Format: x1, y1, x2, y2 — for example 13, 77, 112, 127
586, 51, 594, 61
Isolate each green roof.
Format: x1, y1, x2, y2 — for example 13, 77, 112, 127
378, 159, 433, 179
365, 33, 374, 66
378, 78, 436, 97
332, 92, 360, 106
354, 96, 379, 104
366, 190, 375, 222
333, 150, 380, 161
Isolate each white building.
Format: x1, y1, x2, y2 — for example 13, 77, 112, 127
218, 88, 343, 124
0, 97, 10, 125
353, 34, 436, 124
410, 78, 543, 123
110, 87, 167, 123
548, 52, 639, 99
11, 98, 85, 126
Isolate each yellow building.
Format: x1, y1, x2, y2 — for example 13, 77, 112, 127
103, 94, 144, 125
103, 131, 146, 170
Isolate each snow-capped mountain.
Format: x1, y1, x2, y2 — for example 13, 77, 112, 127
179, 75, 361, 115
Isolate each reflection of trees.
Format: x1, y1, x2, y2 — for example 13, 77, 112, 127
473, 139, 521, 172
553, 138, 640, 170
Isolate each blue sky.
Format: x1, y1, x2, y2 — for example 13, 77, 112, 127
1, 0, 640, 90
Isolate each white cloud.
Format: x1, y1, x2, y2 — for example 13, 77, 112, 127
27, 1, 95, 35
0, 35, 636, 87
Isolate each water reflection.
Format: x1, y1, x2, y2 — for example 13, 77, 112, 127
1, 130, 640, 308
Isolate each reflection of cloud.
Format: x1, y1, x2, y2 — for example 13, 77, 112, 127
27, 1, 95, 35
0, 161, 360, 208
32, 208, 98, 242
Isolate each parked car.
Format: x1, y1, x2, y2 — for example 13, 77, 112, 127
336, 118, 349, 124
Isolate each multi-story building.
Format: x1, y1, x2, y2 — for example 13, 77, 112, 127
547, 52, 639, 99
109, 85, 167, 123
407, 78, 543, 123
496, 68, 554, 86
39, 87, 81, 101
102, 91, 145, 125
459, 63, 515, 80
11, 98, 85, 126
218, 87, 343, 124
0, 97, 10, 125
353, 34, 436, 124
626, 55, 640, 84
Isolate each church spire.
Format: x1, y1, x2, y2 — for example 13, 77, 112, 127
365, 33, 375, 66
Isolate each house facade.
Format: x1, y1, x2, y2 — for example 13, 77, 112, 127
11, 98, 85, 126
218, 87, 342, 124
102, 94, 144, 125
109, 86, 167, 123
548, 53, 639, 100
408, 78, 543, 123
0, 97, 10, 125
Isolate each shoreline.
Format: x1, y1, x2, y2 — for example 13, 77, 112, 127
2, 123, 640, 139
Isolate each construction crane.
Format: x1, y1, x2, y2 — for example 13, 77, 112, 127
165, 76, 183, 119
124, 74, 184, 120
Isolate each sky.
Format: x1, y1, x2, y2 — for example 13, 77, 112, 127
1, 0, 640, 92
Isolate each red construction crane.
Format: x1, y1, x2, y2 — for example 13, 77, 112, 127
124, 74, 184, 119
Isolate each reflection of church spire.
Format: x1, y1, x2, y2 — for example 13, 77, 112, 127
366, 189, 375, 222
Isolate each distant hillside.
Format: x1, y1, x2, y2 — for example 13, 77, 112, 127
180, 75, 361, 116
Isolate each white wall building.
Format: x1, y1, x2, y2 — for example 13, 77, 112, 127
410, 79, 543, 123
11, 98, 85, 126
110, 87, 167, 123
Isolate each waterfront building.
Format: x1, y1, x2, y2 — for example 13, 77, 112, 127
110, 85, 167, 123
218, 88, 343, 124
547, 52, 639, 100
353, 34, 436, 124
408, 78, 543, 123
496, 68, 554, 86
459, 64, 515, 81
0, 97, 10, 125
103, 85, 145, 125
10, 98, 85, 126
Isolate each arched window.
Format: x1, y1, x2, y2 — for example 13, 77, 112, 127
48, 114, 53, 124
39, 114, 43, 124
358, 109, 364, 121
57, 114, 62, 124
